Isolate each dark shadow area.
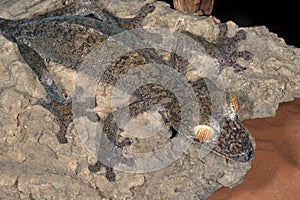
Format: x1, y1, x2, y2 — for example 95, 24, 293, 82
159, 0, 299, 47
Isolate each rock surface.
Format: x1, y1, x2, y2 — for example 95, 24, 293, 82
0, 0, 299, 199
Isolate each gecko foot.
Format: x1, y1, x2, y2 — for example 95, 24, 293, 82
115, 137, 133, 148
184, 23, 253, 73
214, 23, 253, 73
88, 160, 116, 182
35, 98, 72, 144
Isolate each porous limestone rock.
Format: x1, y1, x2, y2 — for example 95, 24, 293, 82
0, 0, 299, 199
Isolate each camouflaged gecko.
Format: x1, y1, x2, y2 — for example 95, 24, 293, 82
93, 78, 254, 171
126, 78, 254, 161
0, 0, 156, 182
89, 73, 254, 181
0, 0, 254, 182
0, 0, 156, 143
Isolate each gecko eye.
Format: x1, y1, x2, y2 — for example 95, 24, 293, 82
224, 94, 240, 120
229, 94, 240, 113
194, 125, 215, 141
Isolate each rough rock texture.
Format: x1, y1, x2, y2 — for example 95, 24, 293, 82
0, 0, 299, 199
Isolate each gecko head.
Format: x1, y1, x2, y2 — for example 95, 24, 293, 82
193, 93, 254, 162
192, 115, 254, 162
218, 94, 255, 162
187, 77, 254, 162
218, 116, 255, 162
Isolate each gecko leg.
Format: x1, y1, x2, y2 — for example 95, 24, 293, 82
70, 1, 155, 29
36, 98, 71, 144
33, 0, 155, 29
17, 42, 68, 104
88, 112, 134, 182
17, 42, 75, 143
88, 137, 133, 182
35, 86, 100, 144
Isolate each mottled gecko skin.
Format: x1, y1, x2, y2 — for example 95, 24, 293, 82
0, 1, 155, 182
0, 0, 254, 182
0, 2, 155, 144
101, 78, 254, 165
33, 0, 155, 30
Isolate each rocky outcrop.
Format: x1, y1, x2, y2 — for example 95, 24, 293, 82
0, 0, 298, 199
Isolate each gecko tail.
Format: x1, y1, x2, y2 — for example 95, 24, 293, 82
0, 18, 17, 42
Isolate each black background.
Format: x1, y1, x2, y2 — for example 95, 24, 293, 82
161, 0, 299, 47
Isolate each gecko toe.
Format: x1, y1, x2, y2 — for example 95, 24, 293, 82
88, 160, 103, 172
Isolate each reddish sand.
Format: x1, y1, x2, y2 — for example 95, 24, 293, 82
209, 98, 300, 200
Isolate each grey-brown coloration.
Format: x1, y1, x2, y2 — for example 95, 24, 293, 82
3, 0, 299, 199
88, 30, 254, 175
33, 0, 156, 30
0, 0, 254, 184
0, 0, 156, 182
101, 78, 254, 167
0, 1, 155, 143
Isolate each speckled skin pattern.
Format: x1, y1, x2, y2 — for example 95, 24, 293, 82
0, 2, 155, 142
0, 0, 254, 182
0, 0, 155, 182
103, 79, 254, 164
